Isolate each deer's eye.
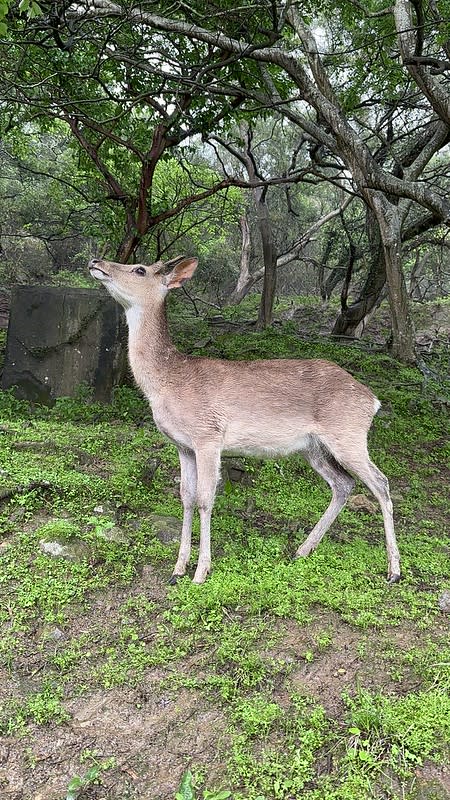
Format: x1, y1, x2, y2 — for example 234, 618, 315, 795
134, 267, 146, 276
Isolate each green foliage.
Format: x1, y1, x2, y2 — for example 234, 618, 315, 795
232, 695, 282, 737
0, 683, 69, 734
0, 0, 42, 35
344, 688, 450, 778
64, 756, 116, 800
0, 304, 449, 800
176, 771, 196, 800
175, 770, 232, 800
229, 696, 329, 799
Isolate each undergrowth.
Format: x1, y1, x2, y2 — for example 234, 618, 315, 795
0, 299, 449, 800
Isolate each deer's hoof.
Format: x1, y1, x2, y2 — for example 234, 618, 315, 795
192, 568, 210, 584
293, 548, 311, 560
168, 573, 184, 585
192, 575, 207, 585
387, 573, 401, 585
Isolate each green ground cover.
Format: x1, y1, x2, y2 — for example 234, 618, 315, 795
0, 302, 448, 800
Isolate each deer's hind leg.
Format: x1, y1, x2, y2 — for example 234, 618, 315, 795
318, 433, 400, 583
295, 437, 355, 558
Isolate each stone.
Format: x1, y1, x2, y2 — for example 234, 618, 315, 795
147, 513, 181, 544
40, 625, 65, 641
94, 524, 129, 544
39, 537, 90, 561
346, 494, 378, 514
1, 285, 127, 403
138, 458, 160, 488
221, 456, 254, 487
438, 591, 450, 613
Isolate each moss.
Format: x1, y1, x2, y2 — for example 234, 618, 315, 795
0, 297, 448, 800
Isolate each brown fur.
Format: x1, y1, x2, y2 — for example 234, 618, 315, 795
89, 256, 400, 585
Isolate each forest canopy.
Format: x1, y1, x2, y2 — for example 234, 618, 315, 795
0, 0, 450, 360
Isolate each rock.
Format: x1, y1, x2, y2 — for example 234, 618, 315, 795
221, 456, 254, 488
40, 625, 65, 641
438, 591, 450, 613
346, 494, 378, 514
92, 502, 116, 517
147, 513, 181, 544
39, 537, 90, 561
390, 492, 405, 503
1, 285, 127, 403
7, 508, 27, 524
94, 524, 129, 544
138, 458, 160, 487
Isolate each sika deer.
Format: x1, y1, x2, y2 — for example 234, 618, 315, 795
89, 256, 400, 585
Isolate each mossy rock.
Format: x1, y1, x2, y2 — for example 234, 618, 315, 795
147, 513, 181, 544
39, 536, 91, 562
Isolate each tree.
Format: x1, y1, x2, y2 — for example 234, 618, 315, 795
0, 130, 98, 283
209, 120, 353, 324
69, 0, 450, 360
3, 0, 450, 360
0, 6, 247, 262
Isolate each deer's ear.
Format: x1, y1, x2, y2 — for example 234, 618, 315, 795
164, 257, 198, 289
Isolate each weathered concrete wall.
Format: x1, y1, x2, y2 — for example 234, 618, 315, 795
1, 286, 127, 403
0, 289, 10, 329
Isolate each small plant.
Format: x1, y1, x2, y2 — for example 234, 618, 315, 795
85, 515, 116, 540
64, 755, 116, 799
0, 684, 69, 735
175, 770, 231, 800
175, 771, 195, 800
233, 695, 282, 737
38, 519, 81, 541
65, 766, 101, 800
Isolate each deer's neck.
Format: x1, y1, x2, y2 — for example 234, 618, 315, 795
126, 300, 181, 401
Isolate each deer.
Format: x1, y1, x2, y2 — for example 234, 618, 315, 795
89, 255, 400, 586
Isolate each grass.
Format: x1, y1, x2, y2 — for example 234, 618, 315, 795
0, 300, 449, 799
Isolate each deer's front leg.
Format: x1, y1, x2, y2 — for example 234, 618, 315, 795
193, 447, 221, 585
170, 448, 197, 583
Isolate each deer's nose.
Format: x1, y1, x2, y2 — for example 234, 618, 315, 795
89, 258, 104, 270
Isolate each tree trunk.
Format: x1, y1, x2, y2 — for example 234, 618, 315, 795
116, 231, 141, 263
318, 233, 335, 299
256, 187, 277, 328
323, 267, 344, 300
372, 195, 416, 362
228, 214, 253, 304
409, 250, 429, 300
228, 124, 278, 327
332, 209, 386, 337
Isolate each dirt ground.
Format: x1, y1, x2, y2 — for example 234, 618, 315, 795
1, 582, 449, 800
0, 299, 449, 800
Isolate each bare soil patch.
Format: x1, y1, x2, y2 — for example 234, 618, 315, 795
266, 613, 429, 718
1, 683, 227, 800
415, 762, 450, 800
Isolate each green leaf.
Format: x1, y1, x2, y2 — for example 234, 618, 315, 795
29, 2, 43, 18
175, 770, 195, 800
204, 792, 232, 800
65, 775, 84, 800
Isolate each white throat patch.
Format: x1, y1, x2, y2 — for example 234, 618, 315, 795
125, 306, 143, 334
